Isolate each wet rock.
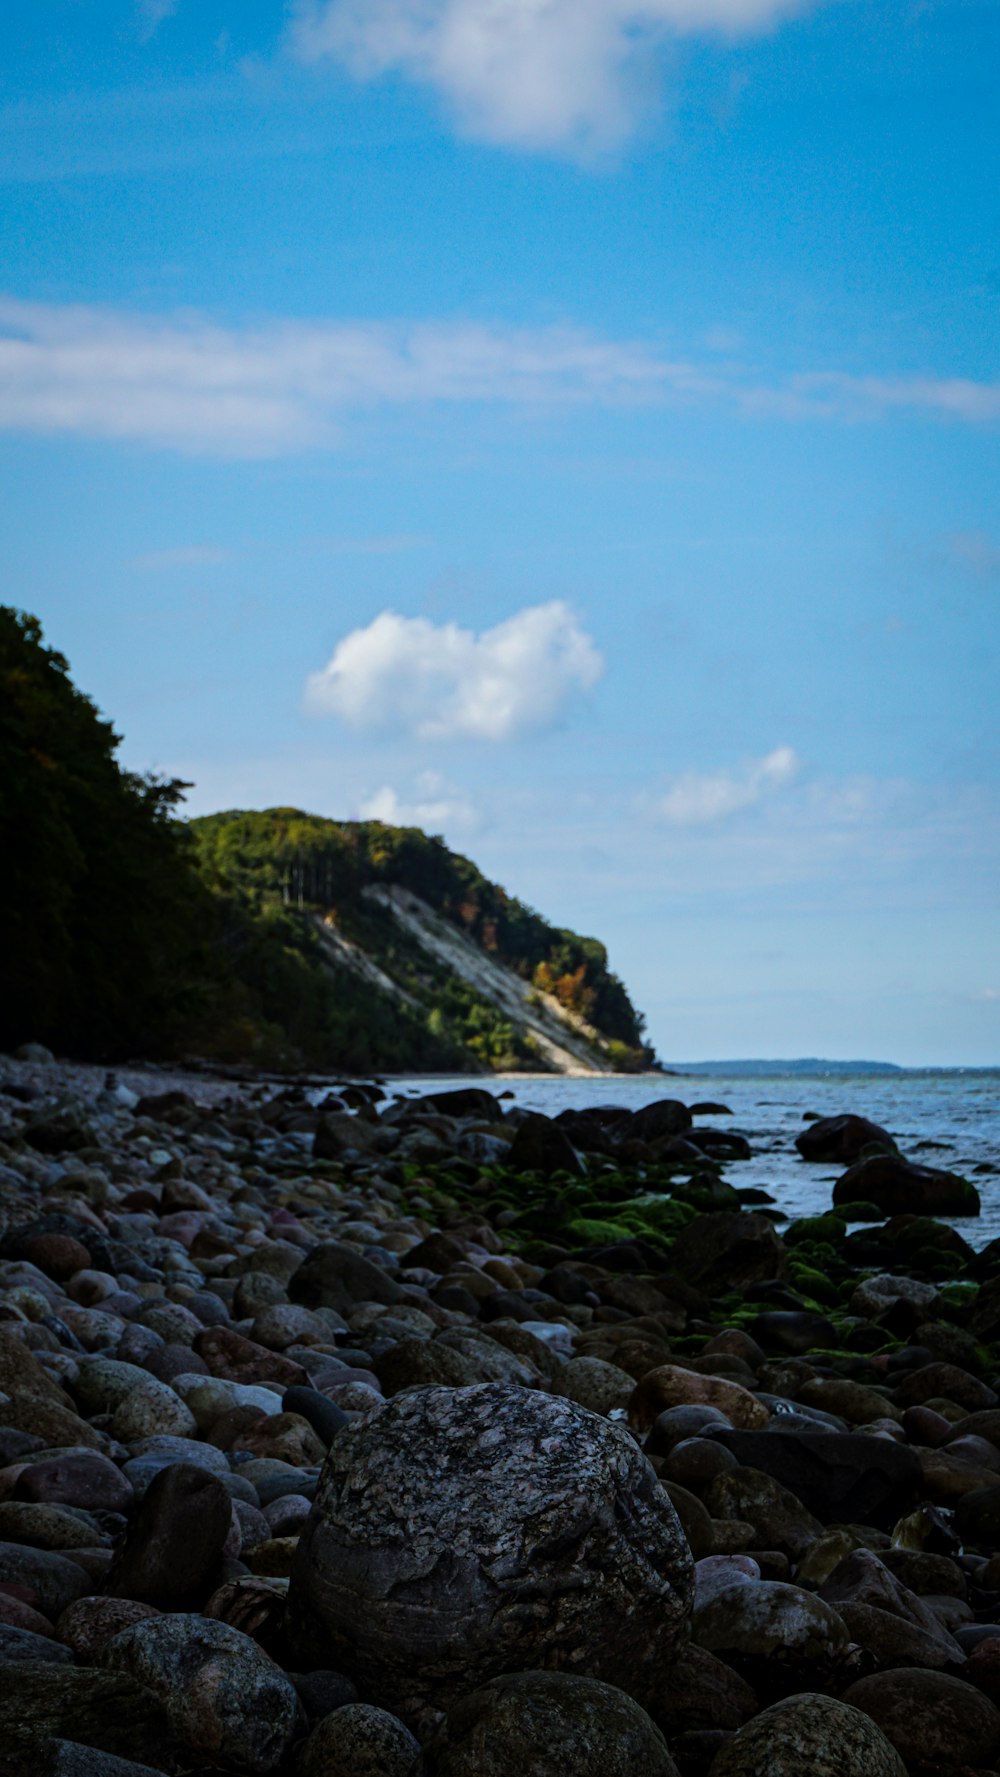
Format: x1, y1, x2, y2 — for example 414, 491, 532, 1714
628, 1100, 693, 1143
295, 1703, 420, 1777
818, 1549, 964, 1669
795, 1115, 897, 1163
833, 1155, 980, 1218
102, 1612, 299, 1774
288, 1244, 400, 1314
842, 1667, 1000, 1768
707, 1692, 905, 1777
105, 1462, 233, 1606
423, 1670, 679, 1777
289, 1381, 693, 1722
630, 1367, 769, 1434
506, 1113, 586, 1177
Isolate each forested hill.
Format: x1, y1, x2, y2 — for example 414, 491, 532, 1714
0, 605, 653, 1074
189, 809, 653, 1075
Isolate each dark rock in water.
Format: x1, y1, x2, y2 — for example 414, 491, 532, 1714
685, 1129, 752, 1162
288, 1382, 693, 1723
506, 1112, 586, 1177
833, 1155, 980, 1218
690, 1103, 732, 1117
842, 1668, 1000, 1769
627, 1099, 693, 1143
102, 1613, 299, 1775
795, 1115, 897, 1163
282, 1387, 349, 1446
666, 1214, 787, 1295
289, 1243, 401, 1313
104, 1462, 233, 1607
707, 1693, 905, 1777
705, 1430, 921, 1527
296, 1703, 420, 1777
0, 1663, 175, 1769
408, 1087, 503, 1121
422, 1671, 679, 1777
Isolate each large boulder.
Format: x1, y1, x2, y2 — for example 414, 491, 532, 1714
708, 1692, 905, 1777
795, 1115, 896, 1163
832, 1155, 980, 1218
288, 1382, 693, 1723
423, 1671, 679, 1777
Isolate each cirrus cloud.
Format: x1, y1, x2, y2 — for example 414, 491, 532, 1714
305, 600, 604, 740
657, 744, 798, 824
289, 0, 829, 154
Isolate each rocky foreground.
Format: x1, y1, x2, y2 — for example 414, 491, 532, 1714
1, 1056, 999, 1777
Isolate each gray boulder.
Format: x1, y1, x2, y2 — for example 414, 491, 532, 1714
708, 1692, 905, 1776
289, 1382, 693, 1723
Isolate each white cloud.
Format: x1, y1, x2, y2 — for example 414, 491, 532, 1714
358, 771, 481, 832
657, 744, 798, 824
305, 601, 604, 741
289, 0, 826, 153
1, 295, 997, 458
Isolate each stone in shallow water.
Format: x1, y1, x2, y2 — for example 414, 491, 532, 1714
423, 1671, 679, 1777
707, 1692, 906, 1777
288, 1381, 693, 1723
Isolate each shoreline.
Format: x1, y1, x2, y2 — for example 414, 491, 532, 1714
1, 1056, 999, 1772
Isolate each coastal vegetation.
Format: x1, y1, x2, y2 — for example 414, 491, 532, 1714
0, 607, 651, 1074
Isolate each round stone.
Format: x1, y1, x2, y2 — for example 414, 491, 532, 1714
296, 1703, 420, 1777
707, 1692, 907, 1777
424, 1670, 679, 1777
288, 1382, 693, 1722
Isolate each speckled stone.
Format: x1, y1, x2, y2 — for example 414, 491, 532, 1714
423, 1671, 680, 1777
102, 1612, 300, 1775
289, 1382, 693, 1722
707, 1692, 906, 1777
295, 1702, 420, 1777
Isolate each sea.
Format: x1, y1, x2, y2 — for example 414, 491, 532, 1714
387, 1069, 1000, 1248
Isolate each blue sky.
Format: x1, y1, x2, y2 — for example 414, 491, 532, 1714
3, 0, 998, 1065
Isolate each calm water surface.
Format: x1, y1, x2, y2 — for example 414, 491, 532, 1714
388, 1070, 1000, 1247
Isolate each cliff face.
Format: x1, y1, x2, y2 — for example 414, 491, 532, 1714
189, 808, 654, 1076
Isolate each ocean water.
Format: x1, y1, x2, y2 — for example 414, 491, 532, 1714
389, 1070, 1000, 1247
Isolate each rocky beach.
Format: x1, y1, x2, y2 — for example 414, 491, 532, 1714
2, 1049, 1000, 1777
